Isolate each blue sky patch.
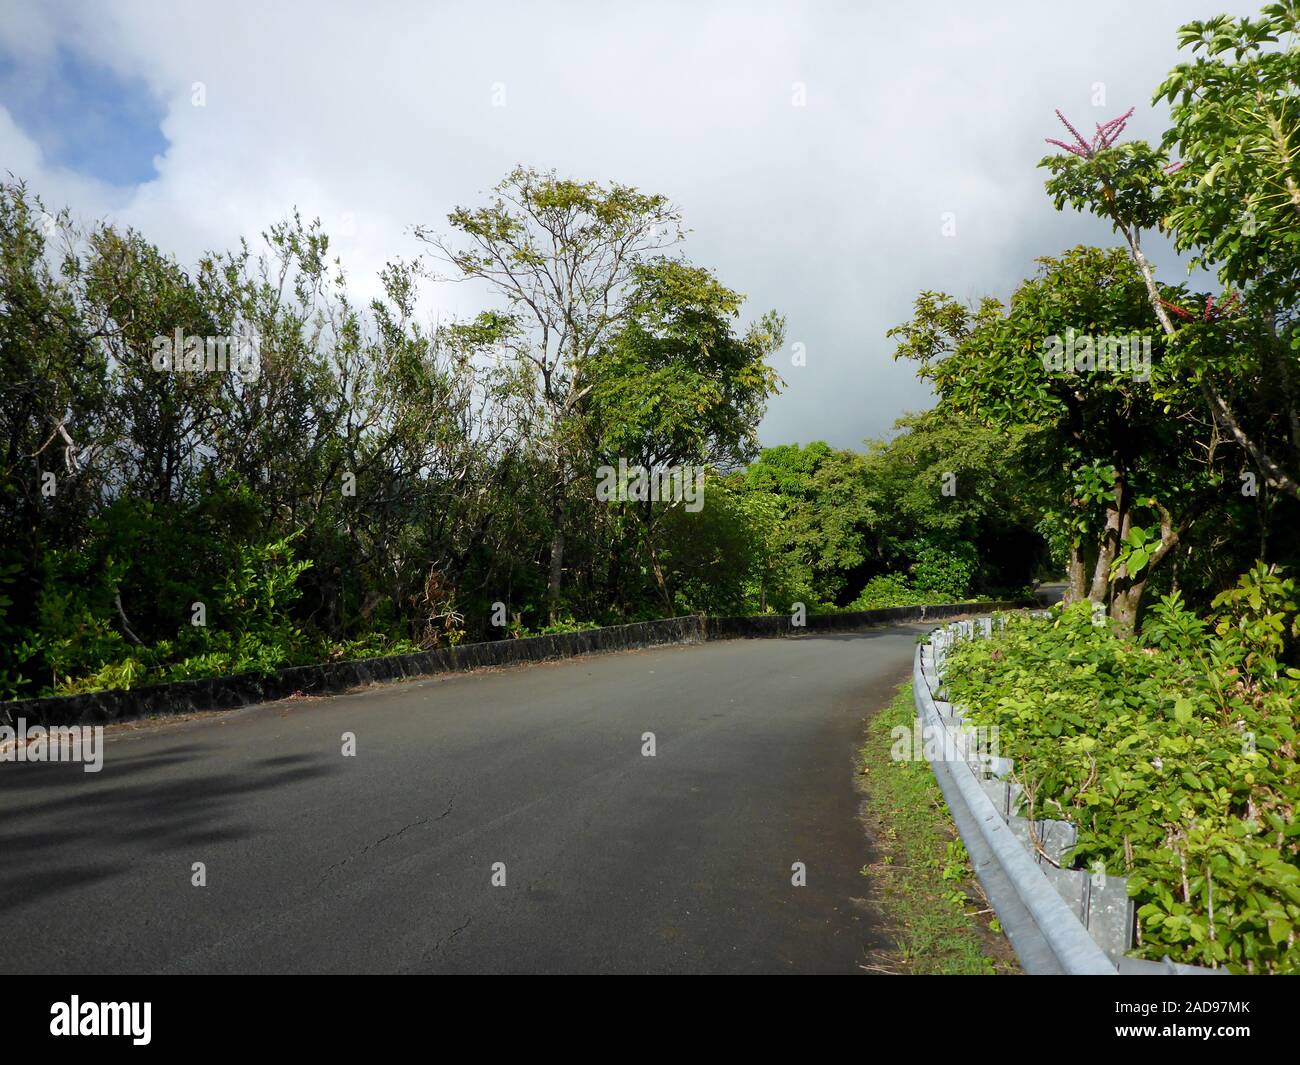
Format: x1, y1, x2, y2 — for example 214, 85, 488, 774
0, 46, 167, 187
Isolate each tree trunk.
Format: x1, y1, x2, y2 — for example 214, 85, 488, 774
1089, 510, 1118, 603
648, 541, 673, 613
638, 498, 673, 613
1110, 581, 1144, 636
1066, 542, 1088, 604
1109, 502, 1182, 636
1089, 473, 1125, 603
605, 525, 624, 617
547, 513, 565, 623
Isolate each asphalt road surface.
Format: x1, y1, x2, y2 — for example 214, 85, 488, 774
0, 626, 928, 974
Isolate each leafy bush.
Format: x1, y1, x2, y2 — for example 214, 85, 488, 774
908, 542, 977, 598
848, 574, 960, 611
32, 552, 134, 694
514, 615, 602, 637
941, 569, 1300, 973
321, 632, 424, 662
851, 574, 913, 609
42, 534, 317, 694
0, 563, 37, 700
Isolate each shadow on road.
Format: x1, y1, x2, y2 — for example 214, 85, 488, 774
0, 747, 339, 910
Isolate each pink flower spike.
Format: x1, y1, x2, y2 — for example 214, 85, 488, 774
1055, 109, 1091, 152
1047, 107, 1135, 159
1097, 107, 1135, 143
1045, 138, 1089, 157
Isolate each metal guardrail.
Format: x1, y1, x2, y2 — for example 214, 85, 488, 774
914, 614, 1224, 975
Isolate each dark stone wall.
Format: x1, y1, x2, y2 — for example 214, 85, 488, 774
3, 602, 1030, 727
2, 616, 705, 727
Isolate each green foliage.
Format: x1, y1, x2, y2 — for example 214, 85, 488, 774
849, 574, 914, 610
587, 258, 784, 471
879, 5, 1300, 974
1154, 4, 1300, 310
1111, 524, 1158, 579
908, 542, 977, 598
175, 534, 314, 678
0, 159, 1054, 700
516, 616, 602, 637
0, 170, 804, 696
33, 553, 133, 694
741, 442, 877, 604
1209, 562, 1300, 672
848, 575, 944, 610
0, 564, 37, 700
739, 410, 1043, 612
1040, 140, 1174, 236
43, 534, 316, 693
943, 593, 1300, 972
659, 473, 796, 615
891, 243, 1247, 629
1029, 1, 1300, 609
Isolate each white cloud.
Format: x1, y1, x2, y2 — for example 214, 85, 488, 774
0, 0, 1261, 446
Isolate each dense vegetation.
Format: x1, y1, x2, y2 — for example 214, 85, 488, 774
892, 3, 1300, 629
0, 0, 1293, 979
0, 168, 1038, 700
917, 2, 1300, 972
946, 586, 1300, 973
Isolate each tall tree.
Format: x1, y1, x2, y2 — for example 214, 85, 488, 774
585, 258, 783, 609
417, 167, 683, 620
1041, 3, 1300, 500
890, 247, 1215, 631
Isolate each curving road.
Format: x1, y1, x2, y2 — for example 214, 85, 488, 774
0, 626, 929, 974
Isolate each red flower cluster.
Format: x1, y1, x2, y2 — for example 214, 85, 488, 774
1157, 292, 1242, 322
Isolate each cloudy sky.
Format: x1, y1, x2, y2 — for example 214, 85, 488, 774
0, 0, 1262, 448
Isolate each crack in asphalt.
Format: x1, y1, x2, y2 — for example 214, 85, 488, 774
419, 916, 472, 964
316, 790, 457, 888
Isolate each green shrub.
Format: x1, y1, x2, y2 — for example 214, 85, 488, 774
941, 570, 1300, 973
849, 574, 956, 611
908, 542, 977, 599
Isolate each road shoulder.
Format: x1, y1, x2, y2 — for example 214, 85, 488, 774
855, 681, 1019, 975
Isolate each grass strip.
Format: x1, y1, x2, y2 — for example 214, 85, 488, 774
857, 681, 1017, 975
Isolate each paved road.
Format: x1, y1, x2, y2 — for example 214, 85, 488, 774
0, 627, 926, 974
